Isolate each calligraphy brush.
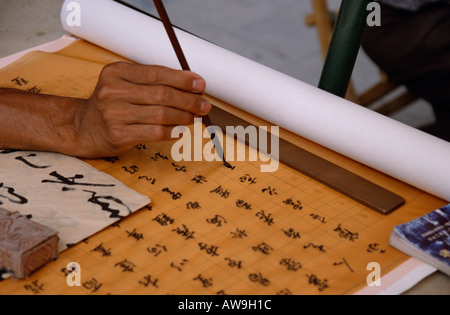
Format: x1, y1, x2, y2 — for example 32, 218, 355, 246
153, 0, 226, 163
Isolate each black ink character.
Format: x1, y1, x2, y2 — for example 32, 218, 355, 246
186, 201, 201, 210
42, 171, 115, 187
303, 243, 326, 253
283, 198, 303, 210
162, 188, 182, 200
27, 86, 41, 94
83, 278, 103, 293
15, 154, 50, 169
122, 165, 139, 174
83, 190, 132, 219
230, 228, 248, 239
206, 215, 227, 227
172, 224, 195, 240
135, 144, 147, 150
0, 183, 28, 205
151, 152, 169, 161
102, 157, 119, 163
306, 274, 329, 292
171, 259, 189, 272
147, 244, 167, 257
223, 161, 236, 170
334, 224, 359, 242
139, 275, 159, 288
193, 274, 214, 288
11, 76, 28, 87
138, 176, 156, 185
172, 163, 187, 172
153, 213, 175, 226
333, 258, 354, 273
262, 186, 278, 196
91, 243, 112, 257
126, 228, 144, 241
282, 228, 301, 239
114, 259, 136, 273
236, 199, 252, 210
210, 186, 230, 198
252, 242, 274, 255
255, 210, 275, 226
191, 175, 207, 184
249, 272, 271, 287
239, 174, 257, 185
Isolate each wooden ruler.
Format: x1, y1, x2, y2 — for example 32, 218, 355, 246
209, 105, 405, 215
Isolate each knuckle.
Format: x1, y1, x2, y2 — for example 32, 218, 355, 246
106, 125, 127, 145
101, 62, 124, 76
182, 113, 195, 125
195, 95, 206, 110
147, 67, 162, 83
99, 105, 116, 122
151, 125, 168, 141
186, 94, 204, 112
175, 113, 195, 127
152, 86, 169, 104
153, 107, 168, 123
95, 84, 116, 102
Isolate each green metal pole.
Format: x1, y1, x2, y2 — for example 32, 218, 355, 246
318, 0, 370, 98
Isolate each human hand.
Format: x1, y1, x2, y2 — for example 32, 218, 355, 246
72, 62, 211, 157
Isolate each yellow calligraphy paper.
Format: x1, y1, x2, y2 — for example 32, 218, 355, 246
0, 40, 446, 295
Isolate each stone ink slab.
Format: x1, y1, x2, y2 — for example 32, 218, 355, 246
0, 207, 59, 279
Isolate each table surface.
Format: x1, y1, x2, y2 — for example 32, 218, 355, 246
0, 0, 448, 295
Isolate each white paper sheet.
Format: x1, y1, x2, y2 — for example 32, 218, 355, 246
61, 0, 450, 202
0, 35, 76, 69
0, 150, 150, 251
354, 258, 437, 295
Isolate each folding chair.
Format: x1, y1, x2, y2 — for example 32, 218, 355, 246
307, 0, 418, 114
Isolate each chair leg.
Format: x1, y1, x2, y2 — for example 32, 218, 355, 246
306, 0, 418, 114
359, 79, 400, 106
318, 0, 370, 100
305, 13, 316, 26
376, 92, 419, 116
345, 82, 361, 104
311, 0, 335, 59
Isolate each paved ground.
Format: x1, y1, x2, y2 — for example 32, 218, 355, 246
0, 0, 448, 294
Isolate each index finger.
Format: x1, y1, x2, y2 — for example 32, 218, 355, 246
103, 62, 206, 93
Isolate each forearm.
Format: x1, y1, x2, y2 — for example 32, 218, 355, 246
0, 88, 83, 155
